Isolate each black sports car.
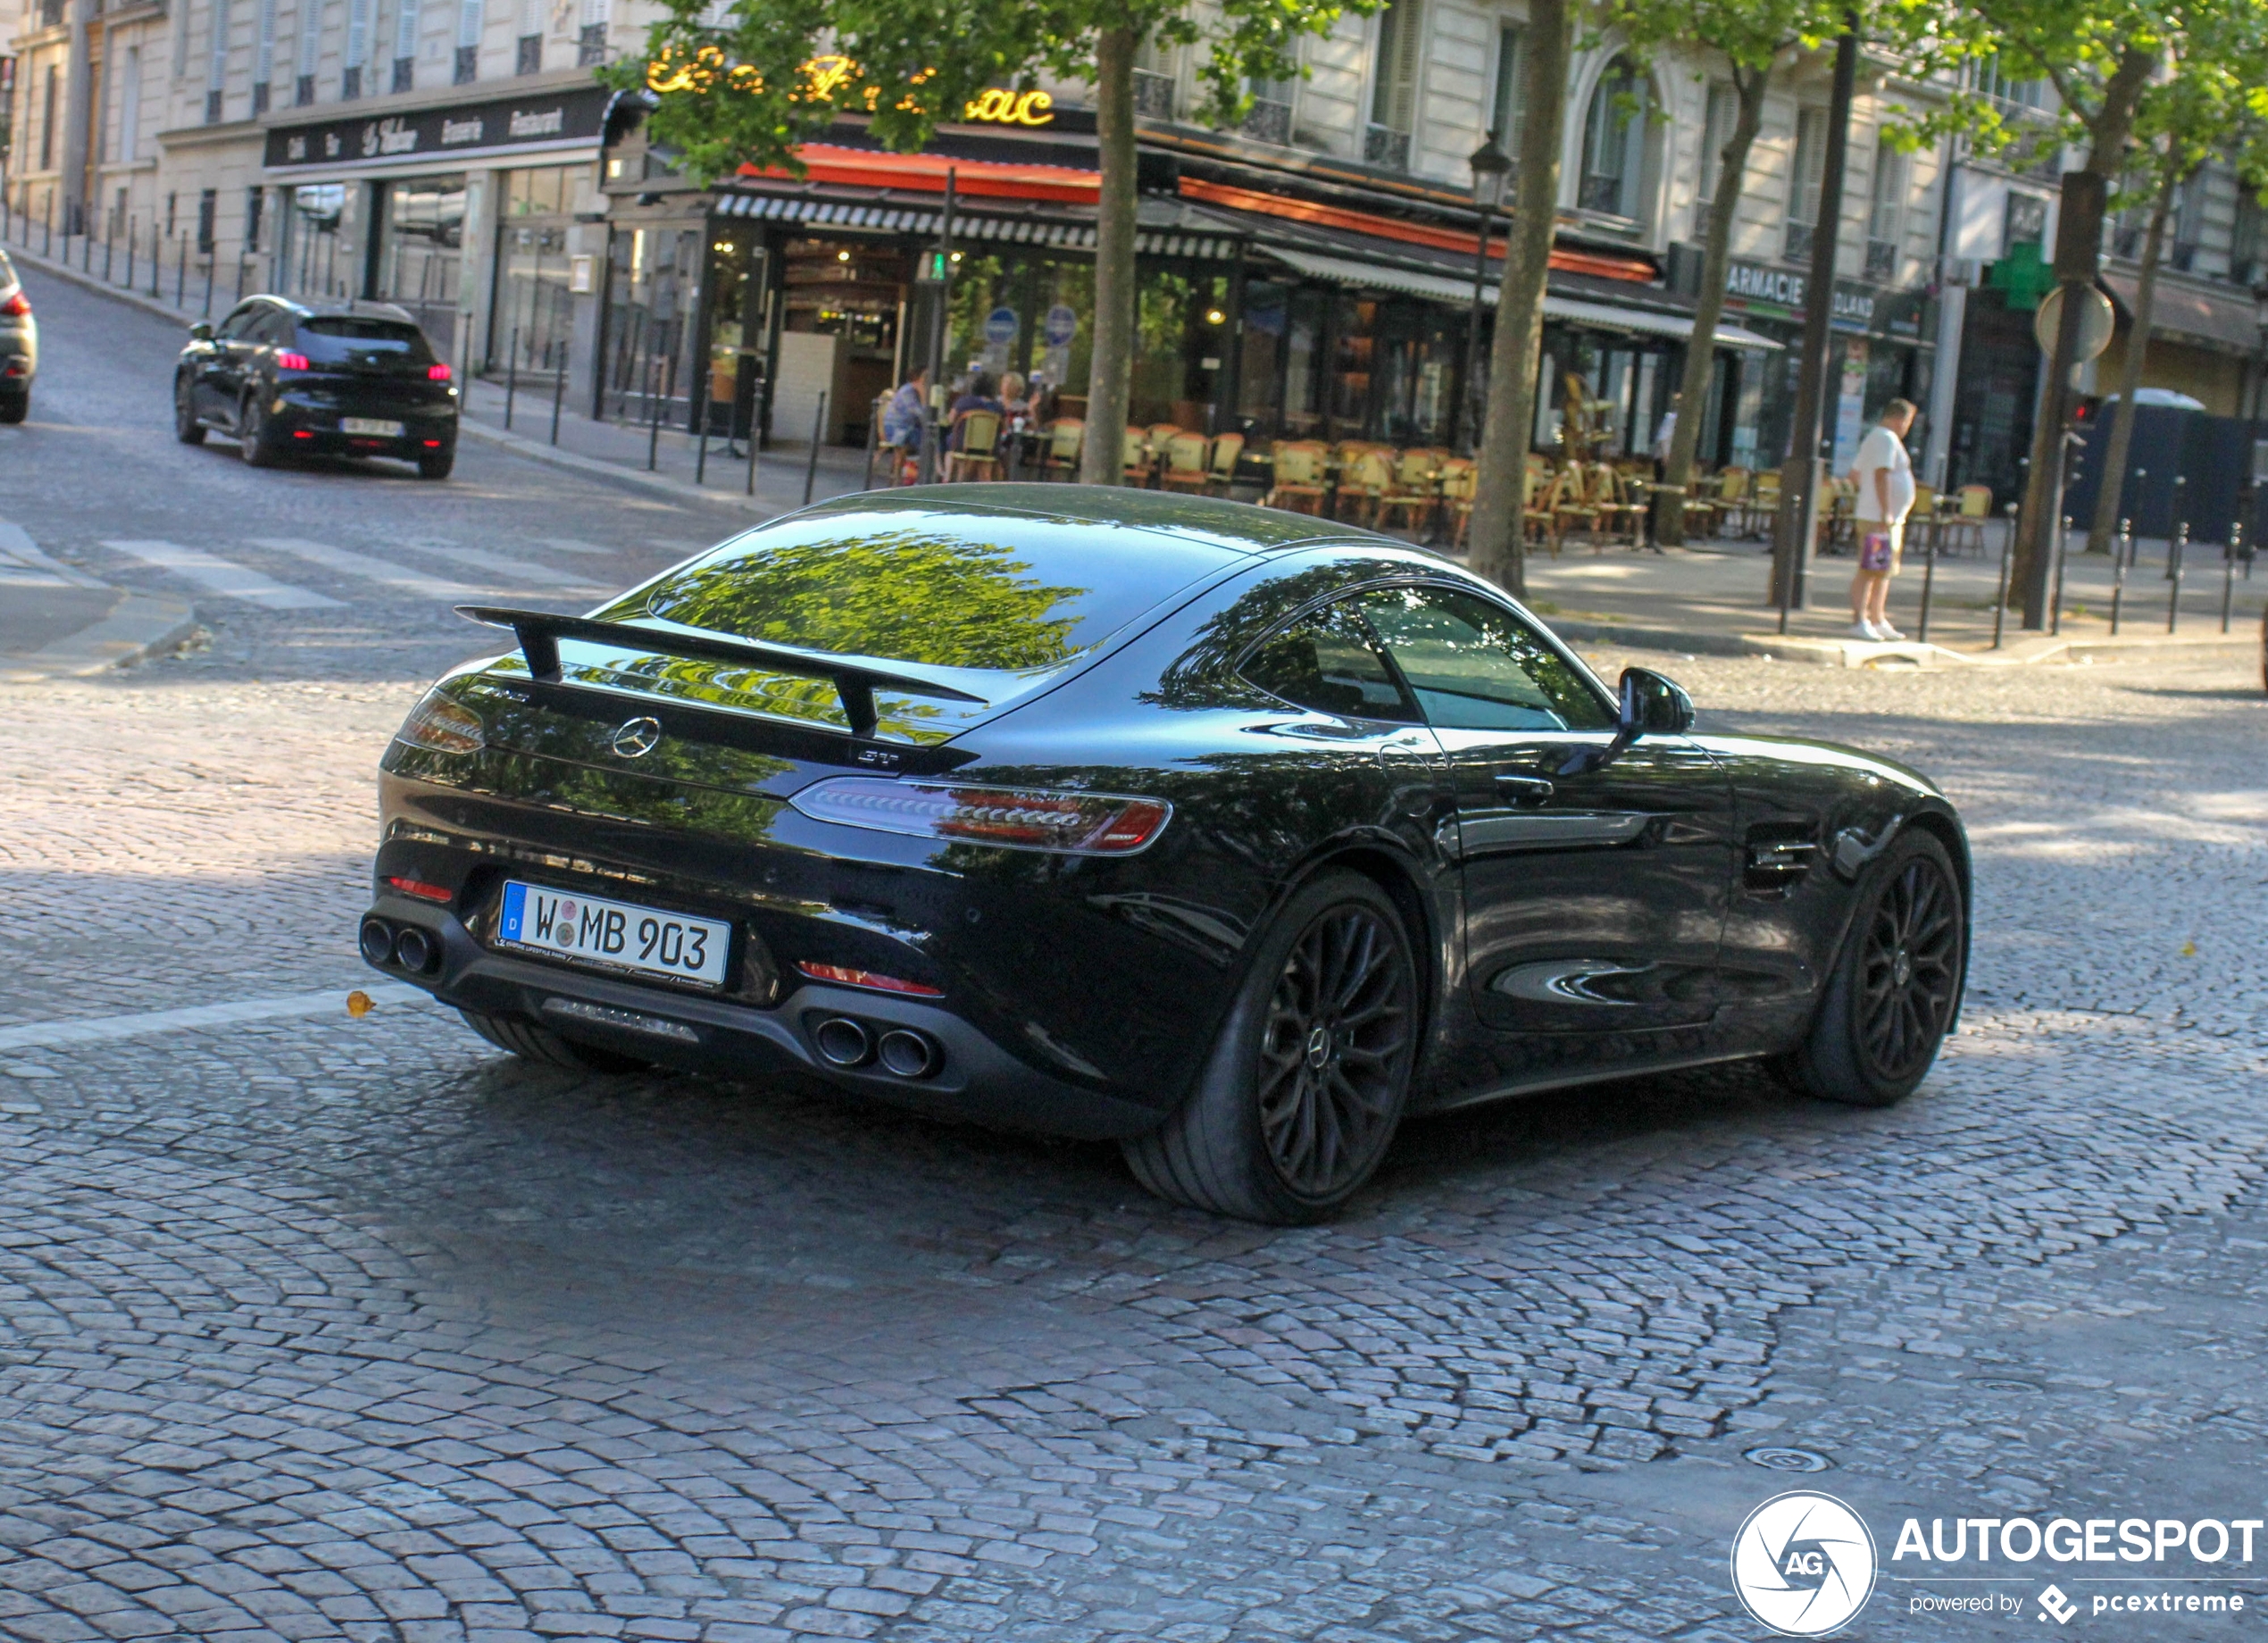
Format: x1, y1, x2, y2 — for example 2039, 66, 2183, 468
363, 487, 1969, 1222
175, 297, 458, 478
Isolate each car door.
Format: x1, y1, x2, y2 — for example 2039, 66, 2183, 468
1355, 582, 1737, 1042
195, 303, 260, 420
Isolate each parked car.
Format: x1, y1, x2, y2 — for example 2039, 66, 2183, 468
174, 296, 456, 479
0, 250, 38, 424
360, 487, 1971, 1223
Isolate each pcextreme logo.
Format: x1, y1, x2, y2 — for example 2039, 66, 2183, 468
1730, 1491, 1879, 1636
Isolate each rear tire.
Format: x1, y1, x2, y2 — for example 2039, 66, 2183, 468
238, 396, 278, 467
457, 1008, 649, 1074
1775, 830, 1964, 1107
174, 377, 205, 445
417, 448, 454, 480
1122, 872, 1419, 1223
0, 389, 27, 425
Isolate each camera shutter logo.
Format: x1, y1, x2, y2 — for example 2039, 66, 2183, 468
1730, 1491, 1878, 1636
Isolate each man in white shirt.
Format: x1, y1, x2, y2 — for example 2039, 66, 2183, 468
1846, 397, 1918, 641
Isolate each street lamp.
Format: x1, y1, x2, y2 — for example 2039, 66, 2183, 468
1460, 132, 1513, 456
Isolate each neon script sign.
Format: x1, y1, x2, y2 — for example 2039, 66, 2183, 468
646, 49, 1054, 126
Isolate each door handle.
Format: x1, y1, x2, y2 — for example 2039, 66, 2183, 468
1494, 773, 1555, 803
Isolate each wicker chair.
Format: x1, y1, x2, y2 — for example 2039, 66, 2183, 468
1205, 430, 1247, 495
1122, 426, 1155, 487
1262, 440, 1330, 514
1523, 465, 1568, 557
1940, 484, 1994, 555
1438, 456, 1477, 548
1374, 447, 1444, 536
1037, 418, 1084, 480
1555, 462, 1613, 550
1590, 463, 1647, 549
943, 409, 1003, 482
1338, 447, 1397, 527
1157, 430, 1213, 493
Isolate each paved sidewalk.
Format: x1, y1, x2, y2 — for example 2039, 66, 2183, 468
0, 520, 196, 683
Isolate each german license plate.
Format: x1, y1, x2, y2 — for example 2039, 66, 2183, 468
496, 880, 731, 988
342, 417, 404, 437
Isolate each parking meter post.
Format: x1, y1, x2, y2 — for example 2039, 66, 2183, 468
803, 391, 828, 507
694, 371, 711, 487
2110, 518, 2130, 635
1914, 523, 1939, 645
2222, 521, 2238, 633
2167, 519, 2186, 633
549, 339, 566, 446
1992, 504, 2016, 649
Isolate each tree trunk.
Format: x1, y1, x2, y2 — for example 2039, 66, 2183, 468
1080, 26, 1139, 485
1467, 0, 1574, 597
1653, 64, 1766, 548
2010, 45, 2155, 626
2085, 162, 2177, 556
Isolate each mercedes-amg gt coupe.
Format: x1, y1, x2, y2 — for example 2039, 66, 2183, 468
362, 486, 1969, 1222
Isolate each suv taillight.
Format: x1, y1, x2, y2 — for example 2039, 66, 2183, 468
276, 350, 310, 371
0, 292, 29, 317
428, 363, 453, 381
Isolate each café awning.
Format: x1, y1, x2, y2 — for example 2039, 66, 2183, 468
1261, 246, 1785, 351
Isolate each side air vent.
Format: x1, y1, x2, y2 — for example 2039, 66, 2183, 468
1744, 824, 1819, 894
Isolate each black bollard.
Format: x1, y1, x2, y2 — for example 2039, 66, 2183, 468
1915, 516, 1939, 645
548, 339, 566, 446
504, 326, 519, 431
2222, 522, 2239, 633
2167, 520, 2187, 633
1992, 503, 2017, 649
803, 391, 828, 507
2110, 518, 2130, 635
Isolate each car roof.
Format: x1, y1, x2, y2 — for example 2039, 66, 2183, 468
798, 483, 1389, 557
252, 295, 422, 327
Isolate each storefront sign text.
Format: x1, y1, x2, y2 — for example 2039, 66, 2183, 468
265, 85, 613, 170
644, 48, 1053, 126
1722, 258, 1916, 338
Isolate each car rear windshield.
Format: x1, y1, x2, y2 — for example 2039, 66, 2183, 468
296, 317, 434, 366
563, 503, 1247, 740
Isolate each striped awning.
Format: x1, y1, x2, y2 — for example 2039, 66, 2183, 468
709, 191, 1236, 259
1259, 245, 1784, 352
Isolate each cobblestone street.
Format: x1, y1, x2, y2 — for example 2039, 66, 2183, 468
3, 271, 2266, 1641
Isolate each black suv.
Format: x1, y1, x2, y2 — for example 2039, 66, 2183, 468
175, 296, 458, 480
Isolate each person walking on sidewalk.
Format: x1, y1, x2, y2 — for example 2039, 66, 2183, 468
1847, 397, 1918, 641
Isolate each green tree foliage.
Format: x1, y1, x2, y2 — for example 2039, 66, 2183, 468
621, 0, 1380, 483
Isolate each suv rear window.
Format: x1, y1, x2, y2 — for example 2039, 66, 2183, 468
296, 317, 434, 366
630, 503, 1239, 678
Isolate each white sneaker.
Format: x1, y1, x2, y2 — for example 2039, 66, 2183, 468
1874, 622, 1905, 640
1848, 621, 1882, 641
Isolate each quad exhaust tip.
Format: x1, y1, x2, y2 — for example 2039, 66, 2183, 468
360, 916, 439, 975
813, 1017, 942, 1079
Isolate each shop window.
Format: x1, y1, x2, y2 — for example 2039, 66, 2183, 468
196, 188, 216, 254
489, 166, 583, 380
1281, 288, 1326, 437
278, 183, 347, 299
374, 174, 465, 357
1370, 300, 1457, 446
1578, 58, 1649, 221
603, 225, 700, 431
1786, 105, 1826, 263
1128, 269, 1228, 430
1331, 295, 1373, 432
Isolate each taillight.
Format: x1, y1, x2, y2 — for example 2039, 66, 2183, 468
393, 689, 484, 754
0, 291, 29, 317
386, 875, 454, 904
428, 363, 453, 381
789, 780, 1172, 855
276, 349, 310, 371
794, 961, 944, 997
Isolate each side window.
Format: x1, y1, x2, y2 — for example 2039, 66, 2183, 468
1360, 584, 1615, 733
256, 309, 296, 345
215, 304, 263, 341
1239, 599, 1419, 722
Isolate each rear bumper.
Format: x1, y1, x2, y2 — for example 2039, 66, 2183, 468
273, 392, 455, 457
359, 889, 1166, 1140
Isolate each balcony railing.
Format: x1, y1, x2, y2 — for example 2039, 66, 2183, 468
1241, 97, 1292, 146
1364, 123, 1411, 171
204, 88, 222, 123
251, 80, 270, 115
576, 23, 606, 65
392, 56, 413, 92
295, 73, 315, 105
341, 65, 361, 99
1784, 220, 1814, 263
1132, 69, 1174, 121
1864, 238, 1896, 281
516, 33, 541, 73
454, 45, 477, 84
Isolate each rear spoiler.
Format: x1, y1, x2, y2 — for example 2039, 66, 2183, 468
455, 605, 987, 738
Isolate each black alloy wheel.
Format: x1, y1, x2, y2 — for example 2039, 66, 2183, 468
174, 375, 206, 445
1775, 830, 1964, 1107
238, 395, 278, 467
1256, 902, 1413, 1197
417, 446, 454, 480
1855, 849, 1962, 1083
1123, 871, 1420, 1223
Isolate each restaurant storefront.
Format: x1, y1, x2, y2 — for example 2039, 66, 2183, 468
261, 82, 617, 371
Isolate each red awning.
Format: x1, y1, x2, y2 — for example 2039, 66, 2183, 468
1174, 175, 1655, 282
740, 145, 1100, 204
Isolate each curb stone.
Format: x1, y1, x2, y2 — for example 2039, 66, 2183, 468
0, 593, 201, 682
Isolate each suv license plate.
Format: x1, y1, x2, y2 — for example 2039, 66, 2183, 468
342, 417, 404, 437
496, 881, 731, 988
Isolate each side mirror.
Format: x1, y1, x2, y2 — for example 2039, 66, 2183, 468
1621, 667, 1695, 736
1559, 668, 1694, 775
188, 321, 214, 342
